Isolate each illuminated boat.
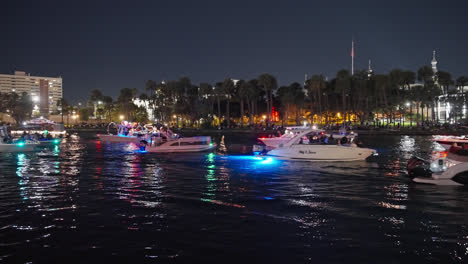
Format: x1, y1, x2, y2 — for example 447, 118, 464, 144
97, 122, 161, 142
0, 126, 38, 152
141, 136, 216, 153
261, 130, 375, 161
407, 144, 468, 186
10, 118, 65, 146
432, 135, 468, 150
11, 117, 66, 137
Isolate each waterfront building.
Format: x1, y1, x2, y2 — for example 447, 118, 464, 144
0, 71, 63, 116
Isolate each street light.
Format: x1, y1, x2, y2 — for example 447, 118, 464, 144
119, 115, 124, 120
406, 102, 410, 107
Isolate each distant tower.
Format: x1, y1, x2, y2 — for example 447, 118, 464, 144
351, 39, 355, 75
367, 59, 373, 78
431, 50, 438, 73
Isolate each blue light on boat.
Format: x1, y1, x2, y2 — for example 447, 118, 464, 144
259, 157, 274, 164
264, 196, 274, 200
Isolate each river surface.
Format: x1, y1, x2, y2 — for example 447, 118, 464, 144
0, 133, 467, 263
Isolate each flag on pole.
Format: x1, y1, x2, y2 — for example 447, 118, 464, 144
351, 40, 354, 57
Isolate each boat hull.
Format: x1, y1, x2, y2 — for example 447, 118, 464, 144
97, 134, 145, 142
266, 144, 375, 161
145, 144, 216, 153
0, 144, 36, 152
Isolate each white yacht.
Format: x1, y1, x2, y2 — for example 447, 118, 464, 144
0, 126, 38, 152
141, 136, 216, 153
407, 144, 468, 186
257, 126, 322, 150
257, 125, 357, 151
262, 130, 375, 161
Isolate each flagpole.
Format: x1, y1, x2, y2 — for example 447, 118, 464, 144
351, 39, 354, 75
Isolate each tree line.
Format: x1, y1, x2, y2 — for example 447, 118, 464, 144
2, 66, 468, 127
84, 66, 467, 128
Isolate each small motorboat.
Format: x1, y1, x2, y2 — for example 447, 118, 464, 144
97, 122, 162, 142
11, 117, 66, 137
0, 126, 38, 152
140, 136, 216, 153
407, 144, 468, 186
259, 129, 375, 161
432, 135, 468, 150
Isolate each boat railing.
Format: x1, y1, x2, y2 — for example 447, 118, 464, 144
107, 122, 118, 135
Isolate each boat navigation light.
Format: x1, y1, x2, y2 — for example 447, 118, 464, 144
17, 142, 25, 147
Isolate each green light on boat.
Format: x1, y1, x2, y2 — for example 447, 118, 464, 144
209, 143, 213, 146
53, 139, 60, 144
17, 142, 25, 147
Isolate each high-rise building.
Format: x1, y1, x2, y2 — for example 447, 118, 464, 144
0, 71, 63, 115
431, 50, 438, 73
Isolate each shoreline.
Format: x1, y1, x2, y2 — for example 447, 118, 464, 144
66, 127, 468, 136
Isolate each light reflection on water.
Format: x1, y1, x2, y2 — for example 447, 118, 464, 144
0, 134, 467, 263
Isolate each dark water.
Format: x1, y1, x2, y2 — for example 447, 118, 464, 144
0, 133, 467, 263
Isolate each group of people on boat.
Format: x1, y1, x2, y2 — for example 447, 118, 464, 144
298, 133, 362, 147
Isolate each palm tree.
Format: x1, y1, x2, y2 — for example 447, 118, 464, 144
235, 80, 249, 128
214, 82, 224, 128
245, 79, 261, 125
199, 82, 215, 125
56, 98, 69, 123
277, 85, 293, 126
102, 96, 113, 122
257, 73, 277, 127
305, 75, 326, 124
335, 70, 351, 123
221, 79, 236, 128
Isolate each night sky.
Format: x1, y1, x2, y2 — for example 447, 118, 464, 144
2, 0, 468, 103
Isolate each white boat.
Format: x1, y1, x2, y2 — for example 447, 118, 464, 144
258, 125, 357, 150
262, 130, 375, 161
0, 126, 38, 152
407, 144, 468, 186
97, 122, 165, 142
141, 136, 216, 153
258, 126, 322, 150
11, 117, 66, 137
432, 135, 468, 150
